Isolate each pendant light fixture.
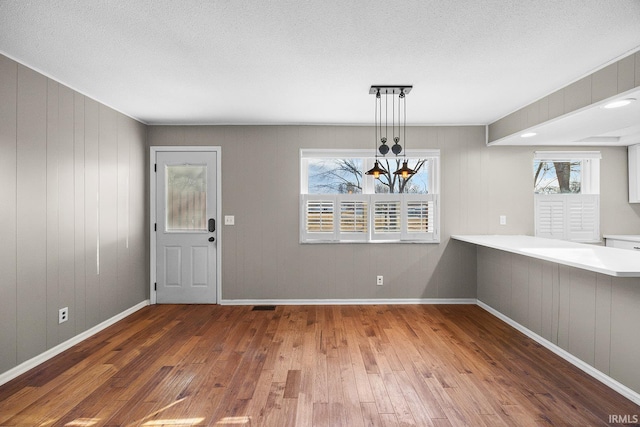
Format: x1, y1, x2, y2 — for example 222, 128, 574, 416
365, 88, 387, 178
366, 85, 415, 178
395, 160, 414, 179
366, 160, 385, 179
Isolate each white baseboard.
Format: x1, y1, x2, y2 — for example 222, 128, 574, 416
0, 300, 150, 388
3, 297, 638, 408
219, 298, 478, 306
477, 300, 640, 406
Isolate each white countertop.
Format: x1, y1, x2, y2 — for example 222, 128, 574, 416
451, 235, 640, 277
603, 235, 640, 243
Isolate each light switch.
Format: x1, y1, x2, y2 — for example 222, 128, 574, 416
224, 215, 235, 226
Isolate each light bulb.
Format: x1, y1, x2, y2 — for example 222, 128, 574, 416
603, 98, 635, 109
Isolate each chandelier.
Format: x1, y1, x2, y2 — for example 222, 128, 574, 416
365, 85, 415, 179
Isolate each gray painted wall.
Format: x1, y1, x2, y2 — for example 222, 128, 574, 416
476, 246, 640, 394
148, 126, 640, 301
3, 50, 640, 380
0, 54, 148, 375
149, 126, 481, 301
489, 51, 640, 143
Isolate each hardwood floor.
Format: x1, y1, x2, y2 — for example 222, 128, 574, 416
0, 304, 638, 426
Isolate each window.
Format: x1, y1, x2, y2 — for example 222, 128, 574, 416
533, 151, 600, 242
166, 165, 207, 231
300, 149, 440, 243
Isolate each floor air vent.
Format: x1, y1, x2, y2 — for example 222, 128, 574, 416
252, 305, 276, 311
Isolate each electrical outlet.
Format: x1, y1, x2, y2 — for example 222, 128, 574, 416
224, 215, 235, 225
58, 307, 68, 324
376, 275, 384, 286
499, 215, 507, 225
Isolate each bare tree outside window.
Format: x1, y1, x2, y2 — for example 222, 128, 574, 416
375, 158, 428, 194
534, 160, 581, 194
301, 149, 440, 243
307, 157, 429, 194
308, 159, 363, 194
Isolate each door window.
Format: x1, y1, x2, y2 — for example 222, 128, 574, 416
165, 165, 207, 231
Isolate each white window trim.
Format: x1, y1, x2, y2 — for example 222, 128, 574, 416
533, 151, 600, 243
534, 151, 601, 194
534, 151, 602, 160
300, 149, 440, 244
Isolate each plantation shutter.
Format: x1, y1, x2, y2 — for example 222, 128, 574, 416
337, 195, 369, 241
371, 196, 402, 240
567, 195, 599, 242
535, 194, 599, 242
301, 195, 336, 241
300, 149, 441, 243
535, 195, 565, 239
402, 194, 438, 240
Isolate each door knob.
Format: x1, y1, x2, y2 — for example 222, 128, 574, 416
208, 237, 215, 242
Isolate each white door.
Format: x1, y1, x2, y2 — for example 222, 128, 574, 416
155, 150, 218, 303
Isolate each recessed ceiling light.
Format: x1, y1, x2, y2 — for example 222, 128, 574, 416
521, 132, 537, 138
602, 98, 636, 109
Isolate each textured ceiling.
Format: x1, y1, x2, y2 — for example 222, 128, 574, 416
1, 1, 639, 125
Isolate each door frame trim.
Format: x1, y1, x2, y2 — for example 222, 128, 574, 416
150, 146, 222, 304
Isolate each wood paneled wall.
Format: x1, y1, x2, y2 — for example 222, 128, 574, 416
477, 246, 640, 394
149, 126, 485, 301
0, 54, 148, 375
3, 50, 639, 382
148, 126, 640, 302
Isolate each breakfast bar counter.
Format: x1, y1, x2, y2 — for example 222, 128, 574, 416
451, 234, 640, 277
